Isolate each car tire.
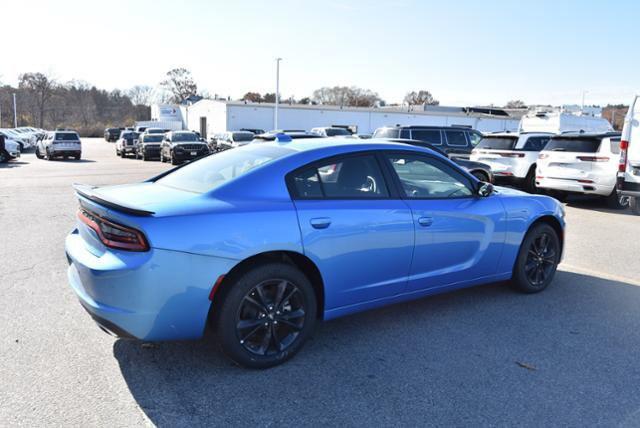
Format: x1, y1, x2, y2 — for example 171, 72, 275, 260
524, 167, 537, 194
170, 151, 179, 165
74, 154, 81, 160
215, 262, 317, 369
471, 170, 489, 182
511, 223, 560, 294
604, 189, 629, 210
0, 149, 8, 163
35, 146, 43, 159
46, 148, 53, 161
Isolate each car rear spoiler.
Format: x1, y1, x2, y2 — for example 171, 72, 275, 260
73, 183, 155, 217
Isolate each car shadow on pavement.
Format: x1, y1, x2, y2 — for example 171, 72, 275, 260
113, 271, 640, 427
0, 160, 29, 168
564, 194, 635, 216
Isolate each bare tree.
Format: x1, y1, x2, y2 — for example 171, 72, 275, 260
505, 100, 527, 109
403, 90, 439, 106
160, 68, 198, 103
18, 72, 57, 127
312, 86, 383, 107
128, 85, 154, 106
242, 92, 263, 102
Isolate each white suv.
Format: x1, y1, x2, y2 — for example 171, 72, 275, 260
35, 131, 82, 161
470, 132, 553, 193
536, 132, 628, 209
617, 95, 640, 215
0, 135, 21, 162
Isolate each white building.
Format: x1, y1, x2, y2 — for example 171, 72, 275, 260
181, 100, 520, 140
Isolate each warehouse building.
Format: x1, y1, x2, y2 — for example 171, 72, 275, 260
181, 99, 521, 140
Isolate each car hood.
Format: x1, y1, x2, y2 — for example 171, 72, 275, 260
493, 185, 528, 196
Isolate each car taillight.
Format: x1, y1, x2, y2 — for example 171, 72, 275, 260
576, 156, 609, 162
619, 140, 629, 172
499, 152, 525, 158
538, 153, 549, 159
78, 209, 149, 251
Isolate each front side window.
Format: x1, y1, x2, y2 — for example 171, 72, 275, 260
466, 131, 482, 147
385, 154, 473, 199
444, 130, 468, 147
291, 155, 389, 199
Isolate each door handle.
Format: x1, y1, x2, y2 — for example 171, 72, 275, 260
310, 217, 332, 229
417, 216, 433, 227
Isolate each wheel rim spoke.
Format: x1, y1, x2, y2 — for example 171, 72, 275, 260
279, 308, 305, 321
273, 280, 287, 308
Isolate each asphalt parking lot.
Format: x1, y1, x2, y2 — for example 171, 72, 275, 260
2, 138, 640, 427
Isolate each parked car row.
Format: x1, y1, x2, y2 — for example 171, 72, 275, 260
0, 126, 46, 162
109, 128, 210, 165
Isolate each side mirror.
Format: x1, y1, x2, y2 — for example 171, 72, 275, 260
477, 182, 494, 197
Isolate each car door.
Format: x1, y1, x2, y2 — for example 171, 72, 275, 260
289, 152, 415, 310
382, 152, 506, 291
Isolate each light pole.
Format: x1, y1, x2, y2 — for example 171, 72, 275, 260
581, 90, 588, 112
274, 57, 282, 131
13, 93, 17, 128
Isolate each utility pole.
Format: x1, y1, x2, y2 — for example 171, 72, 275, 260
274, 57, 282, 131
13, 93, 17, 128
581, 90, 588, 112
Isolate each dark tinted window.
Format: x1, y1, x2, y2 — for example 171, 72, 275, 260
385, 154, 473, 199
411, 129, 442, 145
373, 128, 400, 138
292, 155, 389, 199
544, 138, 601, 153
232, 132, 255, 142
522, 136, 551, 151
476, 137, 517, 150
55, 132, 80, 141
444, 130, 468, 147
121, 132, 139, 139
172, 133, 198, 142
142, 135, 163, 143
400, 129, 411, 139
325, 128, 350, 136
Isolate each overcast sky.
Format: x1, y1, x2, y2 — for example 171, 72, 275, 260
2, 0, 638, 106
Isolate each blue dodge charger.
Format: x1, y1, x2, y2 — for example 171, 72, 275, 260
66, 138, 565, 368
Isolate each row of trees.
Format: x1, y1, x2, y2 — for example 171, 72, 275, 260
0, 67, 533, 136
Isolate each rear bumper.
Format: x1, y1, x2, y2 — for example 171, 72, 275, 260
536, 177, 612, 196
65, 229, 237, 341
51, 149, 81, 156
617, 178, 640, 197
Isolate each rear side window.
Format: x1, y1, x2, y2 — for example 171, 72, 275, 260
373, 128, 400, 138
522, 136, 551, 151
544, 138, 601, 153
55, 133, 80, 141
476, 137, 517, 150
411, 129, 442, 145
610, 138, 621, 154
290, 155, 389, 199
444, 130, 468, 147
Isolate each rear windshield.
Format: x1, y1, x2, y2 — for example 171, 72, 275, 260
143, 135, 163, 142
172, 133, 198, 142
55, 132, 80, 141
156, 145, 294, 193
373, 128, 400, 138
544, 138, 601, 153
476, 137, 517, 150
232, 132, 255, 142
325, 128, 350, 136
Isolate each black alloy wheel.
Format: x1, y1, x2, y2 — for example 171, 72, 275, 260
512, 223, 560, 293
215, 262, 317, 368
236, 279, 306, 357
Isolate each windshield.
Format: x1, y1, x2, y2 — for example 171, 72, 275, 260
172, 133, 198, 142
544, 138, 601, 153
325, 128, 350, 136
121, 132, 139, 139
156, 145, 294, 193
146, 129, 164, 134
232, 132, 255, 142
373, 128, 400, 138
143, 135, 163, 143
55, 132, 80, 141
476, 137, 518, 150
